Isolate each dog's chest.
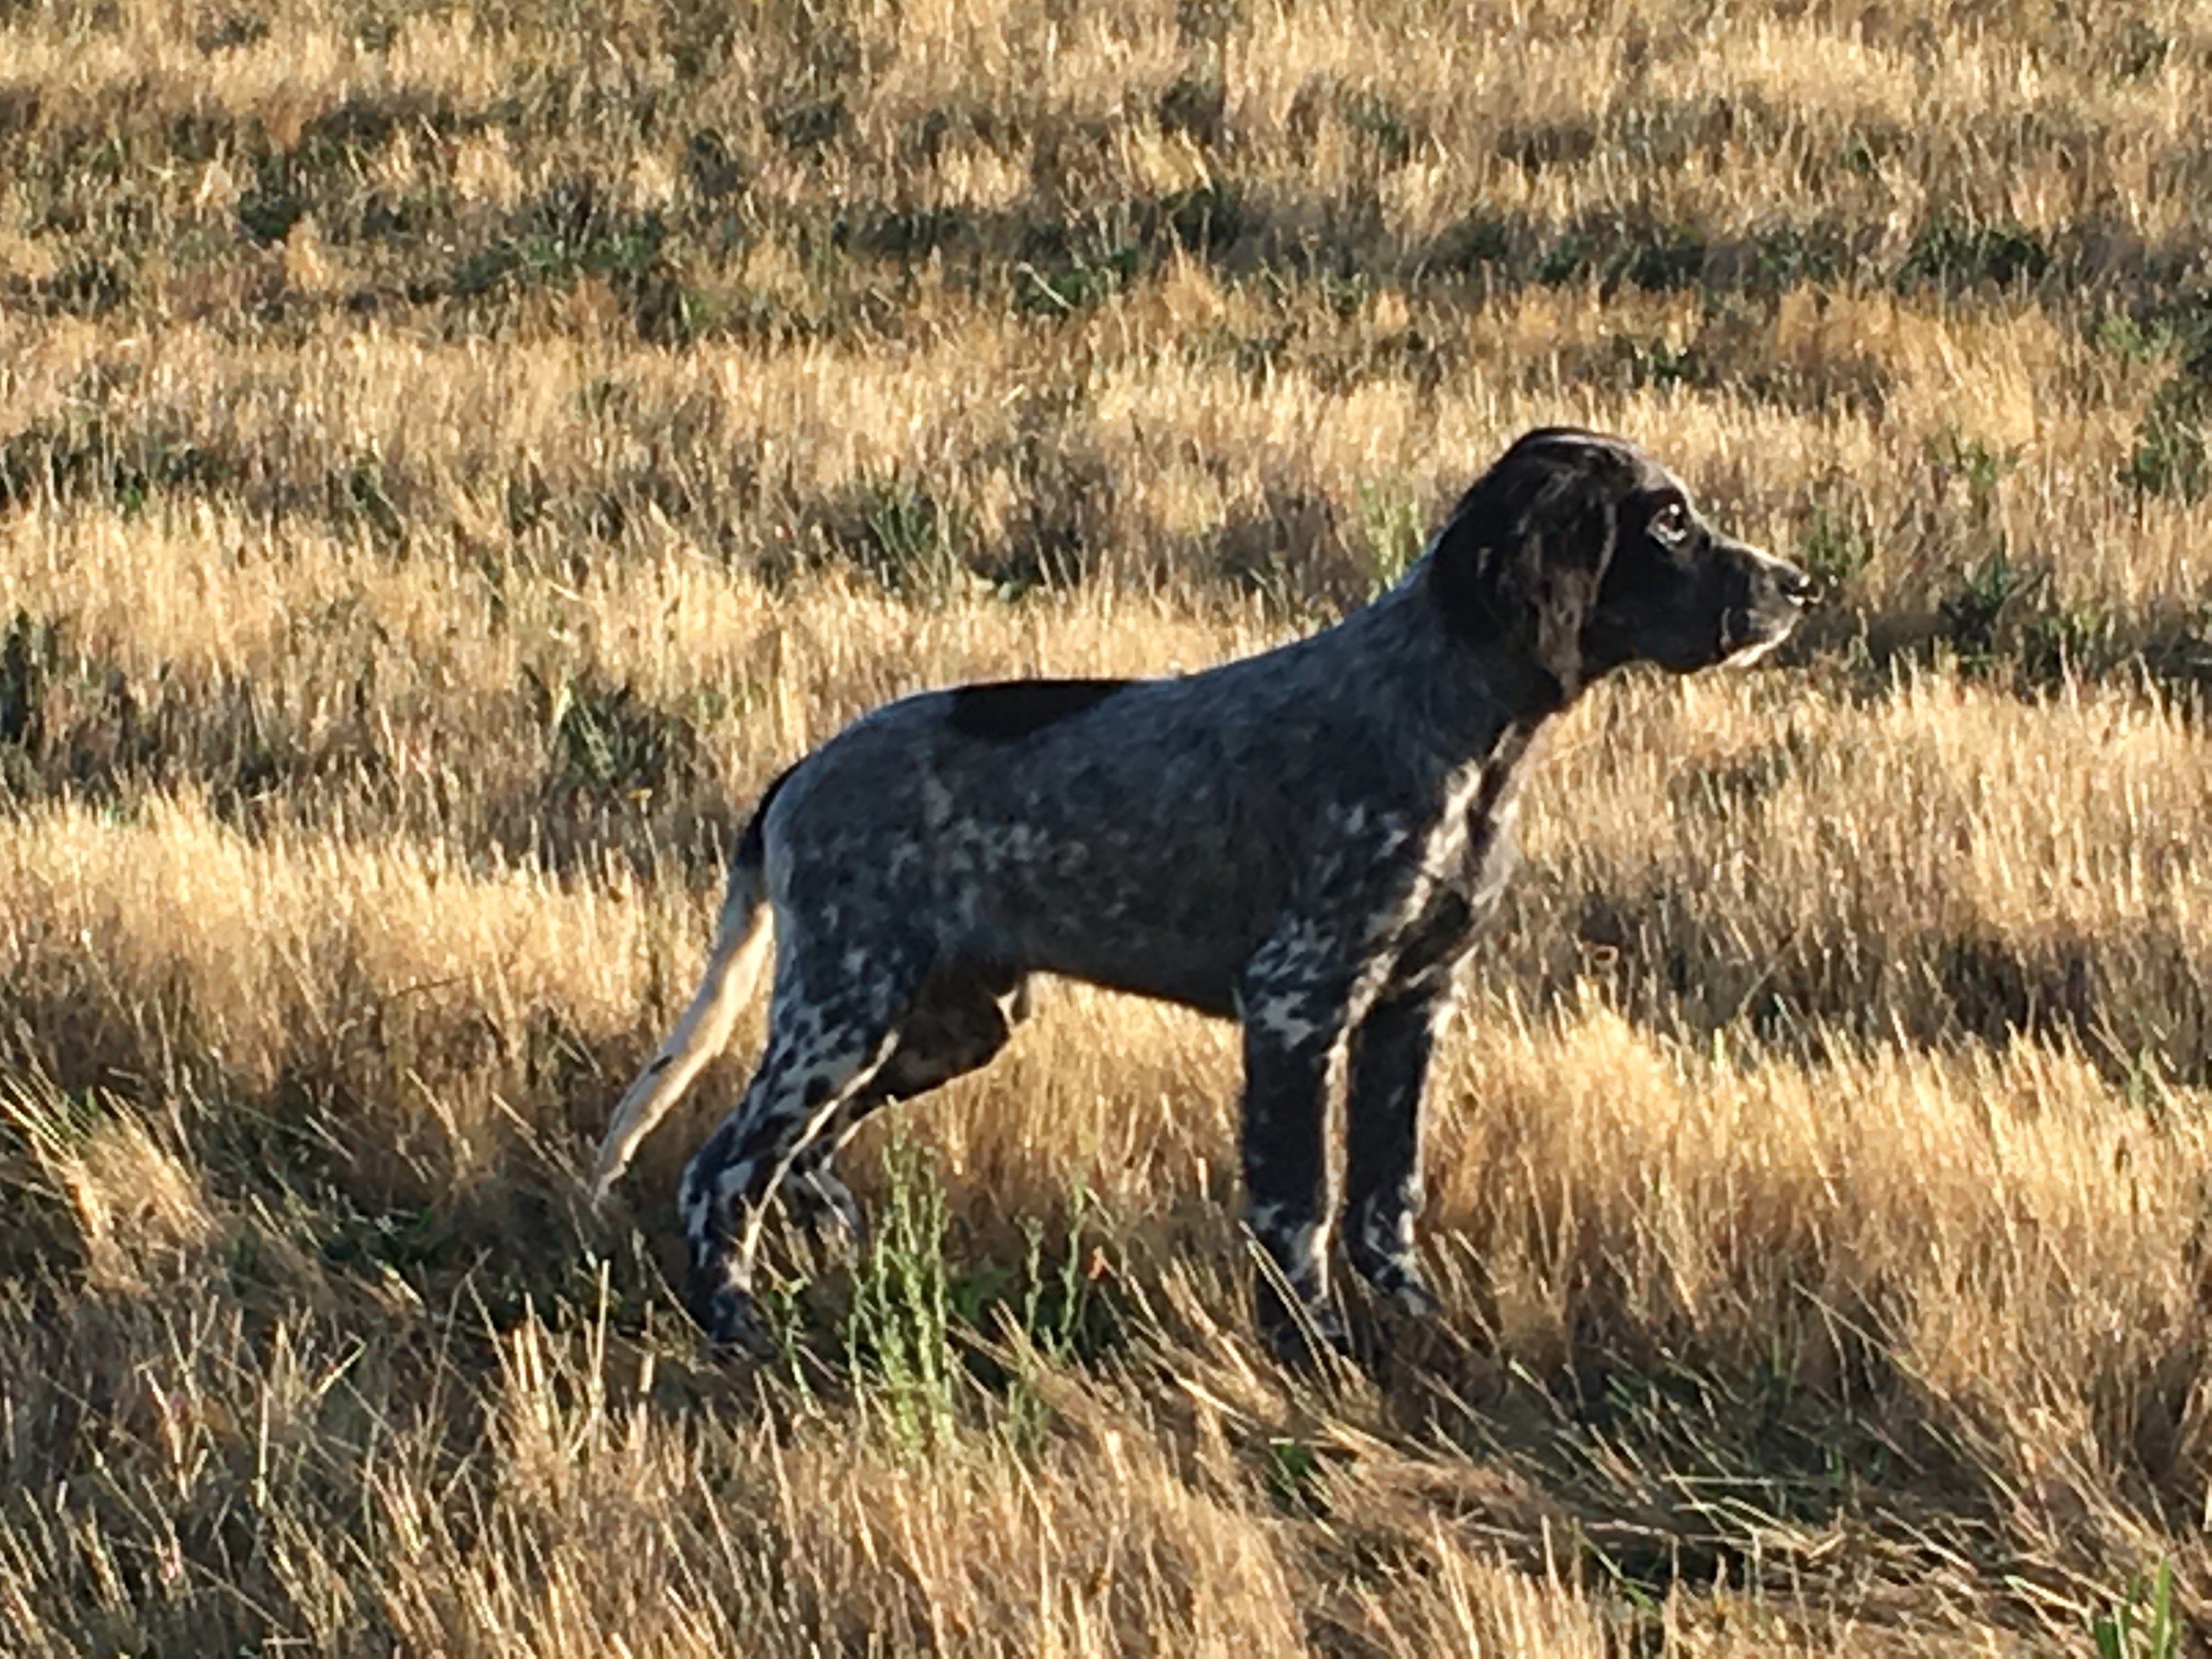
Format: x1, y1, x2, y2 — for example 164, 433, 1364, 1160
1424, 762, 1520, 896
1380, 756, 1525, 977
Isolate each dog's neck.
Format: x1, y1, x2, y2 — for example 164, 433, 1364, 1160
1344, 561, 1582, 758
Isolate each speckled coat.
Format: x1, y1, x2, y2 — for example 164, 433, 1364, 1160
591, 427, 1816, 1358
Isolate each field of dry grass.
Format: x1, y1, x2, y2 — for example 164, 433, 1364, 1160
4, 0, 2212, 1650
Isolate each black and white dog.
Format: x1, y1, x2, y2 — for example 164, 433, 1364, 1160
592, 428, 1815, 1356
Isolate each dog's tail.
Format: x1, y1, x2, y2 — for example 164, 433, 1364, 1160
590, 776, 785, 1205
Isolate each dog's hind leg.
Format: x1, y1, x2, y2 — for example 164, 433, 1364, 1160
782, 963, 1027, 1247
678, 949, 924, 1348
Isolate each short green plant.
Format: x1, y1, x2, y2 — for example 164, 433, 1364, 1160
1938, 547, 2038, 669
2091, 1560, 2179, 1659
1535, 230, 1594, 286
1897, 217, 2050, 292
842, 1136, 958, 1453
0, 1075, 117, 1163
1609, 331, 1702, 390
990, 1184, 1123, 1452
2020, 599, 2118, 685
1340, 87, 1419, 167
1356, 482, 1427, 592
337, 451, 405, 544
2122, 400, 2210, 502
452, 182, 668, 300
526, 667, 700, 803
1750, 220, 1843, 289
857, 474, 970, 594
1798, 498, 1872, 591
2091, 311, 2175, 363
1616, 224, 1706, 292
1926, 426, 2018, 513
1013, 207, 1144, 316
1262, 1436, 1328, 1516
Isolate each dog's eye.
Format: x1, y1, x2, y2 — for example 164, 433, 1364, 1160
1647, 501, 1691, 546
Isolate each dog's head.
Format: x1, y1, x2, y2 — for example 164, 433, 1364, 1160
1426, 428, 1816, 707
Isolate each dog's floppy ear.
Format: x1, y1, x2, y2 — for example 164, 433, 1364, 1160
1427, 433, 1623, 703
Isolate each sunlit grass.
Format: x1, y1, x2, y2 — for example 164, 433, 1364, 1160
5, 0, 2212, 1647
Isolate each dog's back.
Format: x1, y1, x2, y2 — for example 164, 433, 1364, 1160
752, 586, 1496, 1012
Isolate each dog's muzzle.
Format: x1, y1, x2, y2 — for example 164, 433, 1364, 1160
1724, 550, 1819, 663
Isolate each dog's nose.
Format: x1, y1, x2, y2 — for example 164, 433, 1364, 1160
1777, 563, 1820, 606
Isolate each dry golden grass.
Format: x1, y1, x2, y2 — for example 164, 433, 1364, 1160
5, 0, 2212, 1650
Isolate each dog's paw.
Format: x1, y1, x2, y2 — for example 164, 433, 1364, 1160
687, 1271, 775, 1358
1350, 1251, 1443, 1322
1258, 1290, 1355, 1368
783, 1166, 868, 1256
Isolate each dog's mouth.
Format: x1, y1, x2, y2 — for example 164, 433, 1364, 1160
1725, 614, 1796, 668
1719, 557, 1819, 666
1720, 607, 1799, 666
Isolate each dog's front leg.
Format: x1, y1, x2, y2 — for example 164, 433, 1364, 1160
1343, 984, 1449, 1318
1238, 938, 1361, 1359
